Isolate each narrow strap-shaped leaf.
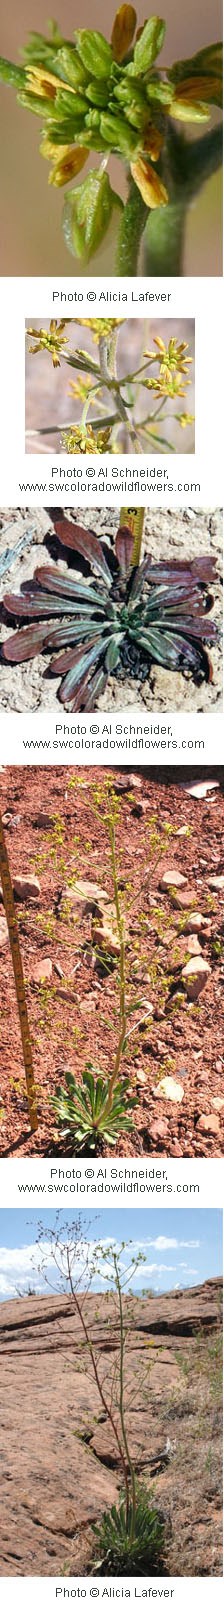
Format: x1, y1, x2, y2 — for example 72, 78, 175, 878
1, 622, 56, 662
115, 525, 136, 578
52, 516, 113, 585
58, 635, 111, 705
34, 565, 108, 605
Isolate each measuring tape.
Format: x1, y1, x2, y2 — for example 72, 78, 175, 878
119, 508, 145, 566
0, 814, 38, 1132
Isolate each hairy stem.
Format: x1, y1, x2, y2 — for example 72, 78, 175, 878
116, 177, 147, 275
0, 815, 38, 1131
143, 200, 186, 276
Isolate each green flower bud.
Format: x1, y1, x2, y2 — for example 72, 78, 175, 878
63, 167, 122, 261
0, 56, 26, 89
134, 18, 166, 74
55, 89, 88, 122
146, 78, 173, 105
74, 30, 113, 80
18, 90, 55, 117
85, 109, 102, 129
56, 46, 88, 88
85, 80, 109, 107
100, 110, 137, 153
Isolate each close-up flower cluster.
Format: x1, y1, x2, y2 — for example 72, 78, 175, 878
0, 8, 222, 273
25, 317, 195, 454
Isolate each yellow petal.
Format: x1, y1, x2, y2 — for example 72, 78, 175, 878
131, 157, 168, 208
111, 5, 137, 62
143, 125, 163, 161
48, 146, 88, 187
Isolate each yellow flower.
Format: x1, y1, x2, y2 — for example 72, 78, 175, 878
176, 412, 195, 427
73, 318, 125, 339
62, 424, 112, 453
143, 125, 163, 162
130, 157, 168, 207
40, 136, 88, 187
26, 65, 72, 100
69, 376, 94, 401
27, 320, 68, 367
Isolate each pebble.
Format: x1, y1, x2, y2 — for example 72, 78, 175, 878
13, 874, 40, 900
212, 1097, 224, 1112
208, 876, 224, 891
172, 887, 197, 910
159, 869, 187, 891
31, 957, 53, 984
197, 1112, 220, 1134
149, 1119, 168, 1141
182, 956, 211, 1001
0, 916, 8, 949
154, 1078, 184, 1102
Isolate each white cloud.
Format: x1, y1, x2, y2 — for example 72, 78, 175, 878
0, 1234, 200, 1302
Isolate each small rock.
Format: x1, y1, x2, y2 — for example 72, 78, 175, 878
56, 987, 77, 1004
54, 963, 64, 980
160, 869, 187, 892
208, 876, 224, 891
212, 1097, 224, 1112
185, 935, 201, 956
92, 908, 120, 960
154, 1078, 184, 1102
197, 1113, 220, 1134
172, 888, 197, 911
62, 880, 109, 912
131, 801, 146, 818
175, 825, 190, 836
13, 874, 40, 900
31, 957, 53, 985
182, 956, 211, 1001
149, 1119, 168, 1141
0, 916, 8, 949
183, 913, 205, 933
182, 780, 219, 798
34, 813, 55, 829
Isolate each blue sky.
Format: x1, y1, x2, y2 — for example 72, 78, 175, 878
0, 1208, 222, 1301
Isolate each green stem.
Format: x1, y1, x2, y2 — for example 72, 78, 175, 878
115, 1260, 137, 1539
143, 200, 186, 276
116, 177, 147, 275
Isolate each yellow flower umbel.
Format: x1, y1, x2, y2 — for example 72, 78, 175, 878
27, 319, 68, 366
143, 337, 193, 400
73, 318, 125, 340
61, 424, 112, 453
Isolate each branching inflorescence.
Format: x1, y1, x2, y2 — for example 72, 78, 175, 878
1, 514, 218, 711
0, 9, 222, 274
26, 319, 195, 453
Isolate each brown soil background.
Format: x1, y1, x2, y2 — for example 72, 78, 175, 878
0, 1278, 222, 1578
0, 765, 224, 1160
0, 507, 222, 712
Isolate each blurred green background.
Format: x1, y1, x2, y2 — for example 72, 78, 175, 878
1, 0, 222, 275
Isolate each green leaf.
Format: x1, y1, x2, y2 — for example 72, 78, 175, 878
63, 168, 122, 263
105, 635, 123, 672
74, 30, 113, 80
133, 18, 166, 74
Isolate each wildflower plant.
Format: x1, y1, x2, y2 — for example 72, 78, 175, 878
1, 512, 218, 712
34, 1216, 167, 1574
0, 9, 222, 275
25, 318, 195, 453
